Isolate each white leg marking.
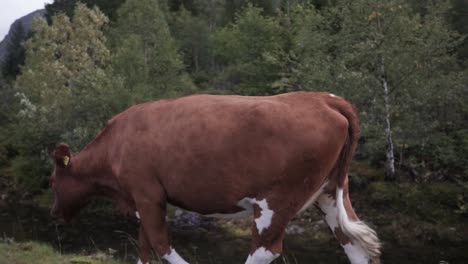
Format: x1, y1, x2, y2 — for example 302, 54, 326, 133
245, 247, 279, 264
135, 211, 140, 220
336, 188, 381, 263
336, 188, 346, 226
319, 191, 370, 263
317, 193, 338, 231
336, 188, 370, 264
136, 259, 142, 264
299, 181, 328, 214
163, 247, 189, 264
319, 188, 380, 263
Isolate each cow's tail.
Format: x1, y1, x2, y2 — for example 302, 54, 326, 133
334, 101, 360, 189
333, 100, 381, 263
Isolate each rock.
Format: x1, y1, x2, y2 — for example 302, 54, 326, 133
286, 224, 305, 235
312, 220, 327, 231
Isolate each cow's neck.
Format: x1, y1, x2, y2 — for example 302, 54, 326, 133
71, 141, 135, 214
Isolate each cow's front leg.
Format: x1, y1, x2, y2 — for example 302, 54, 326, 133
136, 224, 151, 264
134, 184, 189, 264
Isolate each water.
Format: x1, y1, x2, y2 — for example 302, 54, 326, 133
0, 204, 466, 264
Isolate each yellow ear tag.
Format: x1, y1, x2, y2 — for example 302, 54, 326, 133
63, 156, 70, 166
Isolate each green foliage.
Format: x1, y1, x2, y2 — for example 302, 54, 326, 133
45, 0, 126, 22
169, 7, 215, 85
313, 0, 467, 180
110, 0, 194, 102
1, 0, 466, 193
367, 181, 466, 223
223, 0, 281, 22
11, 4, 126, 191
214, 4, 286, 94
0, 81, 20, 171
0, 82, 17, 129
272, 4, 332, 92
450, 0, 468, 67
408, 0, 468, 68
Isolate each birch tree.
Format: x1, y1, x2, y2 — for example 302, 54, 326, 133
324, 0, 464, 180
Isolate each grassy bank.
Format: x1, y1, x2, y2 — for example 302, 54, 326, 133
0, 241, 126, 264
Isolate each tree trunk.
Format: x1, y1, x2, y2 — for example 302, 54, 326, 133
380, 56, 396, 180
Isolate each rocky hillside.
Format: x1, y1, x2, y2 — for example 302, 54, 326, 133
0, 9, 46, 64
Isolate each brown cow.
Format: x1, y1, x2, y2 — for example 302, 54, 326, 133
49, 92, 381, 264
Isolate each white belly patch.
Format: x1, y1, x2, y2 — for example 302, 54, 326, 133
205, 197, 274, 234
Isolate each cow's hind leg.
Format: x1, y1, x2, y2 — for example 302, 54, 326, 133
245, 197, 299, 264
134, 183, 189, 264
317, 185, 381, 264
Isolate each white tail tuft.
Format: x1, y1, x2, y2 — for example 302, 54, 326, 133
336, 188, 381, 263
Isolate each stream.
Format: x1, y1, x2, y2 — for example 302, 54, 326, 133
0, 203, 466, 264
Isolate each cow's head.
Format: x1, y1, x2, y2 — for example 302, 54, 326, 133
49, 144, 93, 222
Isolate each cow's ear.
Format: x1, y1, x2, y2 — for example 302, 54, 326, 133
53, 144, 72, 167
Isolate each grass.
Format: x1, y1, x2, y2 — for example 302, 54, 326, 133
0, 240, 126, 264
0, 240, 301, 264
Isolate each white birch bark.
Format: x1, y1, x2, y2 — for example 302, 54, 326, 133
380, 56, 396, 180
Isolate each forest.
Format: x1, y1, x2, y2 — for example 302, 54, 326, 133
0, 0, 467, 263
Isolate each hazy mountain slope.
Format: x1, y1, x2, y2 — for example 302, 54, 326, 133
0, 9, 46, 63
